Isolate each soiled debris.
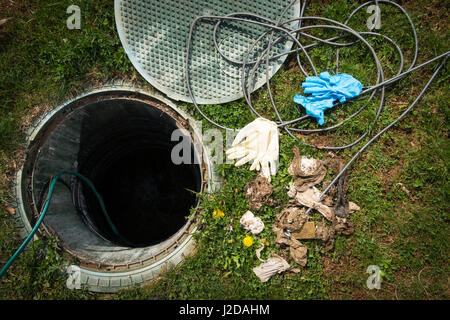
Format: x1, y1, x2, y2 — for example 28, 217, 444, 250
333, 216, 355, 236
244, 174, 275, 211
319, 217, 356, 251
255, 243, 266, 262
271, 207, 309, 266
240, 210, 265, 235
253, 253, 291, 283
288, 146, 327, 192
288, 181, 360, 221
290, 268, 302, 274
333, 164, 350, 218
292, 217, 356, 252
288, 185, 335, 221
292, 221, 332, 242
292, 221, 316, 239
273, 147, 361, 260
322, 180, 337, 198
274, 206, 308, 232
348, 202, 360, 213
314, 221, 333, 242
272, 207, 308, 247
252, 148, 362, 280
289, 239, 308, 267
273, 225, 292, 247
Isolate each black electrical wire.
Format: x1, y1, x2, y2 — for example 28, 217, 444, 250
184, 0, 449, 212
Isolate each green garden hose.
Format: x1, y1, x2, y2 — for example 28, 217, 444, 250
0, 170, 131, 279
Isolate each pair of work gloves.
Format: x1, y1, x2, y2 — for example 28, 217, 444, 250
293, 72, 362, 125
226, 118, 279, 181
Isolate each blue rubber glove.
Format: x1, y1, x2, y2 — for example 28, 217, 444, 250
293, 95, 335, 126
293, 72, 362, 125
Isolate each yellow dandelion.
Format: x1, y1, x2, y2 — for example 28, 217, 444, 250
213, 208, 224, 219
243, 236, 253, 247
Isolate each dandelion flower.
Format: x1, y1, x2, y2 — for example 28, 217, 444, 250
213, 208, 224, 219
243, 236, 253, 247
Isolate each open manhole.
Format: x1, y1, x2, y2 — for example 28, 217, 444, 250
12, 85, 220, 292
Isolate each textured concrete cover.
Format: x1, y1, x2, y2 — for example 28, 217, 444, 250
115, 0, 300, 104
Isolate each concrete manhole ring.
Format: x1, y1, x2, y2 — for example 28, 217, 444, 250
11, 84, 221, 292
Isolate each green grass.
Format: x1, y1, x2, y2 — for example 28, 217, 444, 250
0, 0, 448, 300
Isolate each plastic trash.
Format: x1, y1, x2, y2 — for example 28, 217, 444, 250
293, 72, 362, 125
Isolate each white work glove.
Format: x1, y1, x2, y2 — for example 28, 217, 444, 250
226, 118, 279, 181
